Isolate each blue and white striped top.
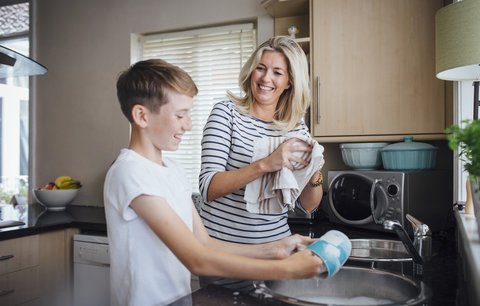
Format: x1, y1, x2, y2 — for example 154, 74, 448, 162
199, 100, 310, 244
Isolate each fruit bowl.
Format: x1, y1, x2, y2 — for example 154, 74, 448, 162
32, 188, 80, 211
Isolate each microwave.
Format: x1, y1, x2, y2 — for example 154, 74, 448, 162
322, 170, 453, 234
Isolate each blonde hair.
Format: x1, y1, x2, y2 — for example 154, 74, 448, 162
228, 36, 310, 131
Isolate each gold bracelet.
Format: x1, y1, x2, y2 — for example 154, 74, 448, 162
309, 171, 323, 187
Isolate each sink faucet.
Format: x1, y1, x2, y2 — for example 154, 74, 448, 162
368, 181, 432, 265
382, 214, 432, 265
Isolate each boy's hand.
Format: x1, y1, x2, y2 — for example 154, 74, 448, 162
282, 250, 325, 279
273, 234, 316, 259
307, 230, 351, 278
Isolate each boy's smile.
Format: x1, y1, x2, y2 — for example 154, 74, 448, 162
146, 91, 193, 152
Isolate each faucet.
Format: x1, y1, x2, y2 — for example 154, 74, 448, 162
382, 214, 432, 265
368, 181, 432, 265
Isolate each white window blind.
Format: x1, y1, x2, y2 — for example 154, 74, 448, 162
139, 23, 256, 192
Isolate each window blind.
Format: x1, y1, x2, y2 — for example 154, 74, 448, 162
139, 23, 256, 192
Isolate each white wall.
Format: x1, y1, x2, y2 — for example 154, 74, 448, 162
32, 0, 274, 206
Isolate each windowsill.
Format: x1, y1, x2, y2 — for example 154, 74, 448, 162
454, 206, 480, 305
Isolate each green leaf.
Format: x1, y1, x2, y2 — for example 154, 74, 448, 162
446, 120, 480, 177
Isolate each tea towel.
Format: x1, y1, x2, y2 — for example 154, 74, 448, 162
244, 135, 324, 214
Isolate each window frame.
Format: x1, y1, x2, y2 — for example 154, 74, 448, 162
453, 80, 476, 203
133, 22, 257, 193
0, 0, 30, 201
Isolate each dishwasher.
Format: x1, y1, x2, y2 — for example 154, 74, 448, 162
73, 233, 110, 306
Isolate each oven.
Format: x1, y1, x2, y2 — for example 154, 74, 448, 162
323, 170, 453, 233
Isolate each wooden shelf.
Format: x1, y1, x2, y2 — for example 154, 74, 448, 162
274, 15, 309, 39
295, 37, 310, 44
261, 0, 308, 17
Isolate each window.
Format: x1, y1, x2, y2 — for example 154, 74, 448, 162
454, 81, 475, 202
0, 0, 29, 203
136, 23, 256, 192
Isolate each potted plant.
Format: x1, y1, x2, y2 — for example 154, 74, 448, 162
446, 120, 480, 228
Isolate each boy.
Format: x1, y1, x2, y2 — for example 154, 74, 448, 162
104, 59, 324, 306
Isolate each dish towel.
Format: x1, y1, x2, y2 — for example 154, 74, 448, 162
244, 134, 325, 214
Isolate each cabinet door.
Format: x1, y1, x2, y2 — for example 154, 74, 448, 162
0, 235, 39, 275
0, 267, 40, 306
0, 235, 40, 306
311, 0, 445, 141
37, 230, 69, 306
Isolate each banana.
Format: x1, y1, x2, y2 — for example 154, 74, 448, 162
55, 176, 82, 190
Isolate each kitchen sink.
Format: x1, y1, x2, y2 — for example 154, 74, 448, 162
254, 266, 430, 306
348, 238, 412, 262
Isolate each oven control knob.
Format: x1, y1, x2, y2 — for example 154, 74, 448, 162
387, 184, 399, 197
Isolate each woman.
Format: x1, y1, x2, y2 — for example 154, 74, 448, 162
199, 36, 324, 249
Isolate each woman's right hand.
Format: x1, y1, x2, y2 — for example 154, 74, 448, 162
262, 138, 312, 172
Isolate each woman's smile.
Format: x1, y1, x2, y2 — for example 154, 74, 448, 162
251, 50, 290, 107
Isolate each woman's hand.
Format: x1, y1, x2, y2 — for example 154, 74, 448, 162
262, 138, 312, 172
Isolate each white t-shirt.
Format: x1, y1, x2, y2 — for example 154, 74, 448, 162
104, 149, 193, 306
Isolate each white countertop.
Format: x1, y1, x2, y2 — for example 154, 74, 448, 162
454, 207, 480, 305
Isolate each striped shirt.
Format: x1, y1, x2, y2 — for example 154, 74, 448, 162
199, 100, 310, 244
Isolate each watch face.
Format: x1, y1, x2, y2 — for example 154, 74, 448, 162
310, 172, 323, 187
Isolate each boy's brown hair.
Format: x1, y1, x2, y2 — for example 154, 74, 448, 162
116, 59, 198, 122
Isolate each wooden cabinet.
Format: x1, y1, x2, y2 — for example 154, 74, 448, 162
261, 0, 310, 54
0, 229, 79, 306
37, 230, 69, 306
310, 0, 447, 142
0, 235, 40, 306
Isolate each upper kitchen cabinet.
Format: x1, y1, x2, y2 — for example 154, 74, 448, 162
261, 0, 310, 54
310, 0, 447, 142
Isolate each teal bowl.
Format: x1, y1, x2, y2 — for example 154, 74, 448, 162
381, 136, 437, 170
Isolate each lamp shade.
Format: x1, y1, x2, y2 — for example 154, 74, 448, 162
435, 0, 480, 81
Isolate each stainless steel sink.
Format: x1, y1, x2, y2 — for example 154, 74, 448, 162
254, 266, 430, 306
349, 239, 412, 262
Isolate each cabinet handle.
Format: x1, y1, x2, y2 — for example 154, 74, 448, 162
0, 289, 15, 297
316, 76, 321, 124
0, 254, 14, 261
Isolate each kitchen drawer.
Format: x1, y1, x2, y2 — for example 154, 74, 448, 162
0, 235, 39, 275
0, 266, 40, 306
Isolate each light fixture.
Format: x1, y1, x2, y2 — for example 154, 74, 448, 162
435, 0, 480, 119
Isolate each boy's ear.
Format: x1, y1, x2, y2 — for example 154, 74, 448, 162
131, 104, 148, 128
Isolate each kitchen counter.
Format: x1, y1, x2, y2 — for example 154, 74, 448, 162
0, 203, 459, 305
0, 203, 106, 240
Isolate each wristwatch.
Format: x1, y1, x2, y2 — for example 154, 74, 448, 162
309, 171, 323, 187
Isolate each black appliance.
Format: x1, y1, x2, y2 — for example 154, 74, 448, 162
287, 192, 327, 225
323, 170, 453, 233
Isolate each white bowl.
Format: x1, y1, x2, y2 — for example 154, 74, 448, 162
340, 142, 389, 170
33, 189, 79, 211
